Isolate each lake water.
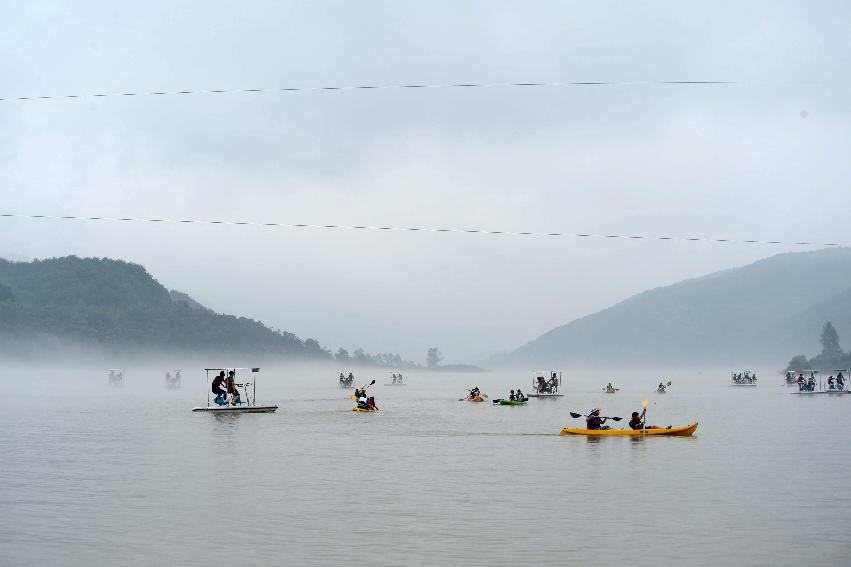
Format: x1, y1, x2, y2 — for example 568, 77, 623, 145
2, 366, 850, 566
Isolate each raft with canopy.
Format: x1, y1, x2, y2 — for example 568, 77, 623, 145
192, 367, 278, 413
527, 370, 563, 398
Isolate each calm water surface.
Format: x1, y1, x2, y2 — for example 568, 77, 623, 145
2, 367, 849, 566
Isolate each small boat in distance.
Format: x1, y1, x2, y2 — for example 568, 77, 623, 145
731, 370, 757, 386
192, 367, 278, 413
527, 370, 564, 398
385, 372, 406, 385
108, 368, 124, 386
784, 370, 799, 386
164, 369, 181, 389
339, 371, 355, 389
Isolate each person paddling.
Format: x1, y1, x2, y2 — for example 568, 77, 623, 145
516, 388, 525, 401
828, 375, 836, 390
628, 409, 668, 430
586, 408, 609, 430
357, 391, 369, 409
509, 389, 516, 401
838, 373, 846, 390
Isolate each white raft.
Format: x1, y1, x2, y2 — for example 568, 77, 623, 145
192, 367, 278, 413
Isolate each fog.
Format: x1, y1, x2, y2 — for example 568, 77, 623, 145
2, 1, 850, 363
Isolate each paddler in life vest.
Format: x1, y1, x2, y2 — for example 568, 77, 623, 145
586, 408, 609, 430
516, 388, 525, 401
357, 392, 369, 409
828, 375, 835, 390
838, 373, 846, 390
509, 390, 516, 401
469, 387, 481, 400
629, 410, 668, 430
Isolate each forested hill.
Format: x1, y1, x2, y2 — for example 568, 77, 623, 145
499, 248, 851, 367
0, 256, 330, 358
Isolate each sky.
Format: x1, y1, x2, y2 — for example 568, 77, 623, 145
1, 1, 850, 363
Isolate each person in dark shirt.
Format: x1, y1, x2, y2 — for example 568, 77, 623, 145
629, 409, 667, 430
509, 390, 516, 401
586, 408, 608, 430
211, 371, 226, 404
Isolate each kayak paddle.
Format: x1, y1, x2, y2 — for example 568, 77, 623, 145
569, 411, 622, 421
351, 379, 377, 400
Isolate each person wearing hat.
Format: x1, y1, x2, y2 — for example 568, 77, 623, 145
586, 408, 609, 430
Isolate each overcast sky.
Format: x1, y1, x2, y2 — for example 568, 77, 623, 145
1, 1, 850, 363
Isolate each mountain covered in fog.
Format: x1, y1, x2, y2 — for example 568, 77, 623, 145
0, 256, 330, 358
499, 248, 851, 367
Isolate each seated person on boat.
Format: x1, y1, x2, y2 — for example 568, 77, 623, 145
508, 389, 516, 401
356, 391, 368, 409
212, 371, 227, 405
586, 408, 610, 430
628, 409, 668, 430
469, 387, 481, 400
838, 373, 846, 390
657, 382, 666, 392
226, 371, 242, 405
516, 388, 526, 401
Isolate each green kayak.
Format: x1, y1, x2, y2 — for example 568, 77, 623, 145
498, 399, 528, 406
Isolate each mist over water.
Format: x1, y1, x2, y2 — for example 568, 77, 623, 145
3, 363, 849, 566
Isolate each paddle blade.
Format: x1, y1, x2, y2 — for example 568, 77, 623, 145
370, 379, 376, 386
610, 416, 623, 421
569, 412, 583, 418
642, 398, 649, 408
667, 380, 672, 386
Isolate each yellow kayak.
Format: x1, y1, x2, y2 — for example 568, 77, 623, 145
560, 422, 698, 436
352, 407, 379, 412
467, 396, 487, 402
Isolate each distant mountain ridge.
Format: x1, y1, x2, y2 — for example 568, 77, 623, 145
0, 256, 329, 358
499, 248, 851, 367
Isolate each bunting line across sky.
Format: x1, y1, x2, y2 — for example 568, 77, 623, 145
0, 212, 841, 248
0, 79, 742, 103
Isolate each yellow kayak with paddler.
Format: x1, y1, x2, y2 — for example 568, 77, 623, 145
560, 422, 698, 436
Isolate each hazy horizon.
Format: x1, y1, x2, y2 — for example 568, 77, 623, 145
2, 1, 850, 362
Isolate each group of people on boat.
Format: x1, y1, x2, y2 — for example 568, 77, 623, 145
605, 382, 617, 393
535, 372, 559, 394
585, 407, 669, 431
828, 372, 846, 391
391, 373, 404, 384
796, 372, 818, 392
466, 386, 483, 400
339, 372, 355, 388
165, 370, 181, 387
212, 370, 243, 406
506, 389, 526, 402
731, 371, 757, 384
354, 387, 379, 411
